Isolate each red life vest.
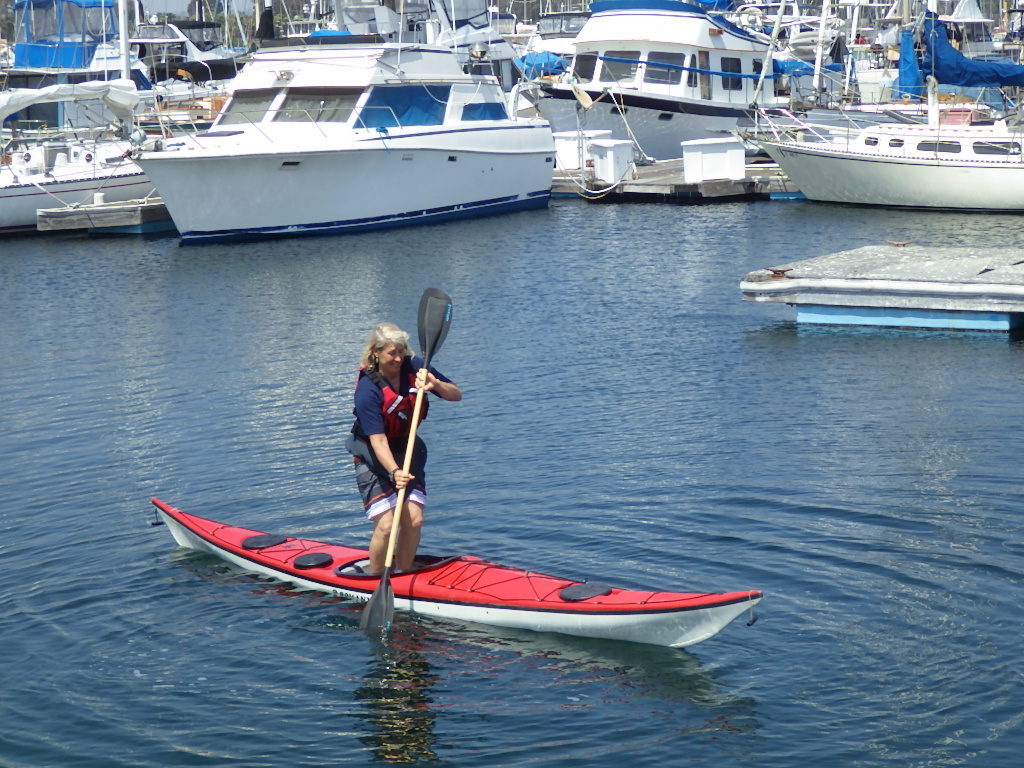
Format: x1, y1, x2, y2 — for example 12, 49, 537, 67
355, 365, 428, 441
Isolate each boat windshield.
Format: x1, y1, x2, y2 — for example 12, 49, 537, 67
356, 85, 452, 129
273, 88, 363, 123
537, 13, 589, 37
217, 89, 278, 126
133, 24, 182, 41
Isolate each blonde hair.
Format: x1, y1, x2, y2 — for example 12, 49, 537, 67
359, 322, 410, 370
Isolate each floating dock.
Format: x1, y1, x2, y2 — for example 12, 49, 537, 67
37, 196, 175, 235
741, 244, 1024, 332
552, 158, 794, 201
549, 132, 798, 201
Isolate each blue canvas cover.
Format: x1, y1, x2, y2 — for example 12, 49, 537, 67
773, 60, 842, 77
514, 51, 568, 78
14, 0, 118, 68
894, 28, 925, 99
922, 11, 1024, 87
359, 85, 452, 129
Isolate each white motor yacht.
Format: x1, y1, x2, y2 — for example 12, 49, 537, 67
530, 0, 789, 160
136, 34, 554, 243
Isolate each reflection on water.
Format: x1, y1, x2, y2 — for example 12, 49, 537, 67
355, 633, 439, 764
347, 615, 756, 764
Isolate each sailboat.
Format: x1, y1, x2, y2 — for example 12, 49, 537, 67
750, 9, 1024, 210
0, 80, 154, 235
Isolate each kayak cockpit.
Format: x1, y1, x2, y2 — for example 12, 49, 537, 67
332, 553, 465, 579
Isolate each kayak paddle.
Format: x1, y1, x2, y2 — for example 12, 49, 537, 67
360, 288, 453, 633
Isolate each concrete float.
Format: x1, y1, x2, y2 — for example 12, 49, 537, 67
741, 244, 1024, 332
37, 195, 175, 235
551, 134, 796, 200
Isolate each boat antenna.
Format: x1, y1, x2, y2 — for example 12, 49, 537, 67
397, 0, 405, 69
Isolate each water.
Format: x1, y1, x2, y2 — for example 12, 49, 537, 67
2, 199, 1023, 767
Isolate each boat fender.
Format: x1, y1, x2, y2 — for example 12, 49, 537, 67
560, 582, 613, 602
241, 533, 289, 549
294, 552, 334, 569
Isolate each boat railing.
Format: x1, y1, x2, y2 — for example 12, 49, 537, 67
351, 106, 405, 132
753, 109, 834, 144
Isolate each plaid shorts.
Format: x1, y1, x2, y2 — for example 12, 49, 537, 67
354, 459, 427, 520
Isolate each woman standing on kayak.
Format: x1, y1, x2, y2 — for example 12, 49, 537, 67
346, 322, 462, 575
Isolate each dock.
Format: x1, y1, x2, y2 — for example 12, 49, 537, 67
548, 131, 799, 202
552, 157, 796, 201
741, 244, 1024, 332
37, 196, 176, 235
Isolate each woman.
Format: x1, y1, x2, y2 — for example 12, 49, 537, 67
346, 322, 462, 574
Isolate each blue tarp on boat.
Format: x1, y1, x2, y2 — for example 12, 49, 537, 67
773, 60, 842, 77
514, 51, 569, 78
894, 28, 925, 100
922, 11, 1024, 87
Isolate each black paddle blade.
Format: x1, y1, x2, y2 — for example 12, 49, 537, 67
417, 288, 452, 367
360, 567, 395, 632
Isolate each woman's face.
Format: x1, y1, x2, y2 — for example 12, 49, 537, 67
377, 343, 406, 377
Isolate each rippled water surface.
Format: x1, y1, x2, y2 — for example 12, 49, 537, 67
2, 199, 1023, 767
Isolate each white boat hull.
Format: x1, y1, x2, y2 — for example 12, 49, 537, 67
0, 154, 154, 234
760, 139, 1024, 210
141, 129, 553, 242
538, 87, 744, 160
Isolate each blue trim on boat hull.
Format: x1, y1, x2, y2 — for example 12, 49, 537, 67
179, 190, 551, 245
539, 84, 751, 119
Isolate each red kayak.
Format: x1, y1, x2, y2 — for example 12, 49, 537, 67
152, 498, 762, 648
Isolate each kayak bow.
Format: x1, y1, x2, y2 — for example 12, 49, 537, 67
151, 498, 762, 648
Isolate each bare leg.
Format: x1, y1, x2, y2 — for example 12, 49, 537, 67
367, 502, 424, 574
367, 509, 394, 574
396, 502, 424, 572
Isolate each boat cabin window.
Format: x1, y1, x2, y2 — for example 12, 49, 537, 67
601, 51, 641, 84
918, 140, 961, 153
973, 141, 1021, 155
720, 58, 743, 91
134, 24, 182, 40
357, 85, 452, 129
218, 89, 280, 126
644, 52, 686, 85
273, 88, 363, 123
538, 13, 589, 37
864, 136, 879, 146
573, 53, 598, 82
889, 138, 904, 148
686, 55, 698, 88
462, 102, 508, 121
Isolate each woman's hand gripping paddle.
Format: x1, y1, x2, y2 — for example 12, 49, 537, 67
360, 288, 453, 633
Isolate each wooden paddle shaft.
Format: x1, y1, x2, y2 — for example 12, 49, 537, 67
381, 369, 428, 570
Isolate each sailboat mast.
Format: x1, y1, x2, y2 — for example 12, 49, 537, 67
813, 0, 834, 103
118, 0, 131, 80
927, 0, 939, 125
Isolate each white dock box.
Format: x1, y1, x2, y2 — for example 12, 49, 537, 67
552, 130, 612, 170
589, 139, 635, 184
680, 137, 746, 184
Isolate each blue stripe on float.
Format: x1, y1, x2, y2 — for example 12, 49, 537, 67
795, 305, 1023, 332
